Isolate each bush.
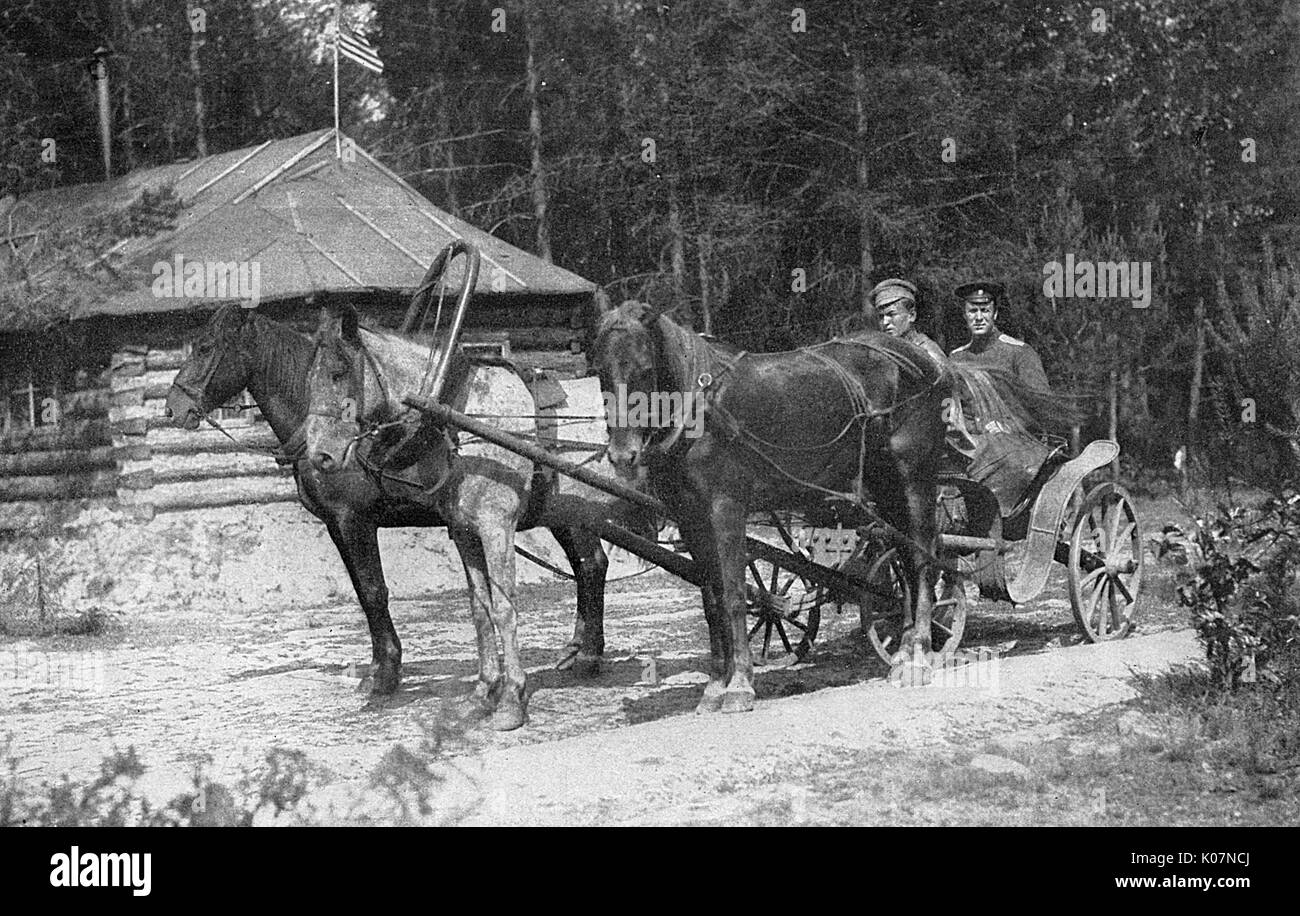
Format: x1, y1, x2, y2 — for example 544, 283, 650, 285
0, 736, 323, 827
1176, 492, 1300, 692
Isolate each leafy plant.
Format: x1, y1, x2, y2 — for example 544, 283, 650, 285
1177, 493, 1300, 690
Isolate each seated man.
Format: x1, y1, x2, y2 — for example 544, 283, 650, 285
948, 281, 1050, 396
866, 278, 975, 461
947, 280, 1058, 513
869, 278, 946, 365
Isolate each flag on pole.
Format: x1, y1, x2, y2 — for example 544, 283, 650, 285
338, 25, 383, 74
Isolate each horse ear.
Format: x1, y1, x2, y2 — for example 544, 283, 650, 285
212, 301, 242, 329
338, 302, 361, 344
315, 305, 337, 337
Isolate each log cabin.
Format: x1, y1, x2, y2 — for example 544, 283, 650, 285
0, 128, 597, 530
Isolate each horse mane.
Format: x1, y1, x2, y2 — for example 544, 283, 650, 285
949, 363, 1083, 437
246, 312, 314, 415
653, 313, 719, 390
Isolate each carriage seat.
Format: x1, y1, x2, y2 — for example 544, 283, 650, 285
966, 431, 1069, 519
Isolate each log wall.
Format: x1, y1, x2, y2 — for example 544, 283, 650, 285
107, 345, 298, 520
0, 327, 584, 530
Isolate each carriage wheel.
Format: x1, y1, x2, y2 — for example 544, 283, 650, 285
744, 518, 822, 667
1068, 483, 1143, 641
864, 548, 968, 665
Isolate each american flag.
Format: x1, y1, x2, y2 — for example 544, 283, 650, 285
338, 24, 383, 75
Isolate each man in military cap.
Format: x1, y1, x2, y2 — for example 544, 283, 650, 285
948, 281, 1050, 391
868, 278, 976, 459
869, 278, 946, 365
948, 281, 1058, 505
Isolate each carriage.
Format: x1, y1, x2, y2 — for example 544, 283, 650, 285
397, 242, 1145, 673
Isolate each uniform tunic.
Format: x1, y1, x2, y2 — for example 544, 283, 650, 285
949, 330, 1050, 392
901, 327, 946, 366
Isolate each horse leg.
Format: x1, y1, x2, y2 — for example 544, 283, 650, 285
476, 522, 528, 731
326, 515, 401, 695
711, 493, 756, 713
551, 525, 607, 677
449, 527, 504, 713
675, 511, 728, 713
899, 472, 939, 683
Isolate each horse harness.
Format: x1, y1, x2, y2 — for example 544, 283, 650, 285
650, 326, 942, 512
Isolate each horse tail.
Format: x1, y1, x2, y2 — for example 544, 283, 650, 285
948, 363, 1084, 436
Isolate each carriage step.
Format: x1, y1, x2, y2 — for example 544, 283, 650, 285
1006, 439, 1118, 604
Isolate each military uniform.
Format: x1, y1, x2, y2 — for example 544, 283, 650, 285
900, 326, 946, 366
950, 281, 1057, 510
865, 277, 976, 459
949, 331, 1050, 392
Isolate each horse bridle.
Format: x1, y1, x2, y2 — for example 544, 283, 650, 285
173, 331, 296, 462
638, 318, 741, 462
305, 332, 460, 498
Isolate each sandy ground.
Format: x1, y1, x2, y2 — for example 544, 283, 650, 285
0, 494, 1212, 825
2, 554, 1200, 826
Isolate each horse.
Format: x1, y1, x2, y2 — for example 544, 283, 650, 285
163, 303, 612, 717
590, 299, 964, 712
300, 302, 641, 730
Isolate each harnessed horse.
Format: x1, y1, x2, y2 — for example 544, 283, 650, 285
301, 302, 643, 730
164, 304, 612, 716
591, 300, 955, 711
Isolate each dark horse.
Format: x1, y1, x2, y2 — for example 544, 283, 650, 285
591, 300, 956, 712
164, 304, 611, 715
300, 302, 641, 729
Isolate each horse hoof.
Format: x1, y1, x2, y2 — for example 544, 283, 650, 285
570, 653, 602, 679
695, 692, 725, 714
889, 659, 933, 688
469, 680, 501, 711
370, 667, 401, 696
722, 689, 756, 713
489, 700, 527, 731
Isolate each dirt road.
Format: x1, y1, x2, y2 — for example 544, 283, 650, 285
2, 550, 1201, 824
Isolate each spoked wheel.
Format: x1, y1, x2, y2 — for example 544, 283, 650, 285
745, 516, 822, 667
1068, 482, 1144, 641
863, 548, 968, 666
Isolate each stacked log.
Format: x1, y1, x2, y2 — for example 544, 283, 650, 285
0, 328, 582, 527
109, 345, 154, 518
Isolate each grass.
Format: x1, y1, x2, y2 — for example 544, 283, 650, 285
0, 606, 111, 638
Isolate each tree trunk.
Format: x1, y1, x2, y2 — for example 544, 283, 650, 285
1108, 358, 1120, 481
524, 21, 551, 262
852, 46, 875, 315
426, 1, 458, 214
666, 174, 687, 304
186, 0, 207, 157
1187, 295, 1206, 469
697, 228, 713, 335
118, 0, 136, 171
431, 79, 459, 214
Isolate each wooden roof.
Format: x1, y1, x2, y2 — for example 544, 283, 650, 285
3, 128, 593, 327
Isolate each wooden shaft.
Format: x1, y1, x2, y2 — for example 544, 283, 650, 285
408, 398, 868, 591
408, 397, 666, 513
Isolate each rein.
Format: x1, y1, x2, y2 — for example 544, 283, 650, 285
174, 342, 305, 467
641, 319, 954, 569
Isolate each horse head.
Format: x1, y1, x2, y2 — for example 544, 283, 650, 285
166, 303, 255, 429
304, 302, 377, 473
591, 299, 668, 481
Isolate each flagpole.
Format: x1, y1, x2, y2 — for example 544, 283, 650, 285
333, 2, 341, 159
